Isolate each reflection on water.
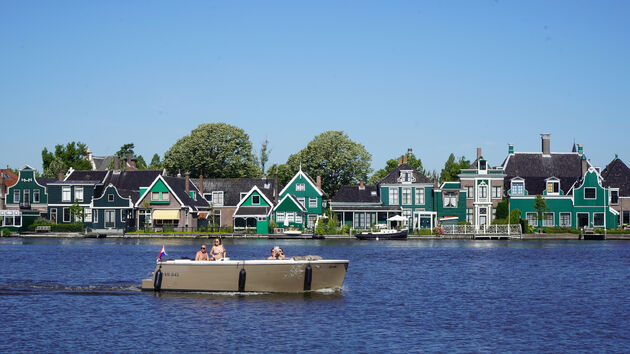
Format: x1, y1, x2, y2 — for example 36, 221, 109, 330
1, 238, 630, 352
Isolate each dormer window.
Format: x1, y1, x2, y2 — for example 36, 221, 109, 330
264, 183, 271, 189
511, 178, 525, 196
397, 171, 415, 183
546, 178, 560, 195
611, 189, 619, 204
479, 160, 487, 171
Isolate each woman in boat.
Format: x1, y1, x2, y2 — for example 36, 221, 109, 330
209, 238, 226, 260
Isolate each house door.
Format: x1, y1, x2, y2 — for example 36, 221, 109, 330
105, 210, 116, 228
478, 207, 488, 229
577, 213, 589, 228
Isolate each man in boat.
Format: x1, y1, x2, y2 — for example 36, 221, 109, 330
195, 244, 210, 261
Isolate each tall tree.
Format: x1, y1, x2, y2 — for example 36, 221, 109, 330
149, 154, 163, 170
369, 152, 426, 184
266, 163, 294, 187
163, 123, 260, 178
283, 131, 371, 196
41, 142, 91, 178
136, 155, 147, 169
439, 154, 470, 182
116, 143, 135, 157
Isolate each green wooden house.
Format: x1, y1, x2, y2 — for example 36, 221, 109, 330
233, 185, 274, 234
277, 168, 323, 230
273, 194, 307, 230
4, 165, 55, 230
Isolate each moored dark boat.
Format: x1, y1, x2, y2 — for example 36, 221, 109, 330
355, 229, 408, 240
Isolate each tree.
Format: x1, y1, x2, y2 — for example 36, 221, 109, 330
439, 154, 470, 182
284, 131, 372, 197
149, 154, 163, 169
163, 123, 260, 178
496, 199, 509, 220
116, 143, 135, 157
136, 155, 147, 169
259, 138, 271, 176
369, 152, 426, 184
533, 195, 549, 232
69, 200, 86, 223
266, 163, 294, 187
41, 142, 92, 178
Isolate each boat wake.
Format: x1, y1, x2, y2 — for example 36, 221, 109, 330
0, 282, 141, 296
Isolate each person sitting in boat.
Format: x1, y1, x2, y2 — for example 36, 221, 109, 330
195, 244, 210, 261
267, 247, 277, 259
276, 248, 286, 260
210, 238, 226, 261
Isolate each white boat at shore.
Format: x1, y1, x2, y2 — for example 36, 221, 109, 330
141, 256, 349, 293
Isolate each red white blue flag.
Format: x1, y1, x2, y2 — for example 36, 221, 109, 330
157, 245, 167, 261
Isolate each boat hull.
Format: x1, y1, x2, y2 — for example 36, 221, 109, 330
355, 229, 408, 240
141, 258, 349, 293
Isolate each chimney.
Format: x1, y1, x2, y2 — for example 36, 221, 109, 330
114, 156, 121, 171
477, 147, 482, 159
177, 169, 181, 178
58, 171, 65, 181
398, 157, 402, 166
407, 148, 413, 155
577, 144, 584, 156
541, 133, 551, 156
0, 173, 5, 210
359, 181, 365, 190
127, 153, 136, 169
508, 143, 514, 154
199, 174, 204, 195
274, 172, 279, 204
403, 154, 408, 164
581, 153, 588, 177
185, 171, 190, 196
316, 175, 322, 191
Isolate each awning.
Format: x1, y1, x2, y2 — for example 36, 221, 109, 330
198, 212, 209, 219
153, 210, 180, 220
387, 215, 407, 222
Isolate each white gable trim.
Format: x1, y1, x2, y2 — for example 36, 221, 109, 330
279, 170, 323, 197
235, 185, 274, 209
93, 183, 133, 207
273, 194, 307, 212
134, 175, 186, 209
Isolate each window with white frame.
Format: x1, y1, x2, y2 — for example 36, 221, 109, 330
13, 189, 20, 203
252, 195, 260, 205
543, 212, 554, 227
295, 197, 304, 208
593, 213, 604, 227
415, 188, 425, 205
584, 187, 596, 199
466, 208, 473, 224
389, 188, 399, 205
308, 215, 317, 227
402, 188, 412, 205
23, 190, 30, 203
212, 191, 224, 206
511, 180, 524, 196
560, 212, 571, 227
33, 190, 40, 203
403, 209, 412, 224
161, 192, 169, 201
492, 208, 497, 220
296, 183, 305, 191
276, 212, 285, 222
151, 192, 160, 201
93, 209, 98, 223
63, 207, 71, 222
466, 186, 473, 199
492, 186, 501, 199
287, 212, 295, 222
611, 189, 619, 204
108, 194, 114, 202
62, 186, 71, 202
296, 214, 303, 224
85, 208, 92, 222
526, 212, 537, 226
309, 198, 317, 208
50, 209, 57, 224
74, 187, 84, 202
13, 215, 21, 227
479, 184, 488, 200
443, 192, 458, 208
546, 180, 560, 194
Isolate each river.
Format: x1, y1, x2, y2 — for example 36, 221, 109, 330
1, 238, 629, 352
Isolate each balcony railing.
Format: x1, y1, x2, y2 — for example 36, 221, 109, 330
440, 224, 521, 236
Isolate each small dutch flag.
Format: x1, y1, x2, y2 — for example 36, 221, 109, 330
157, 245, 167, 261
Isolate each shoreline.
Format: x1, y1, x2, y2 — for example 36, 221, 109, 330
8, 232, 630, 240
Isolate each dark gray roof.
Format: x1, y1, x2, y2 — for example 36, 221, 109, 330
331, 205, 402, 211
36, 178, 57, 187
98, 170, 163, 203
163, 176, 209, 211
191, 178, 277, 206
66, 170, 109, 183
601, 158, 630, 196
502, 153, 586, 194
378, 163, 432, 184
233, 206, 271, 216
331, 185, 380, 203
92, 156, 114, 171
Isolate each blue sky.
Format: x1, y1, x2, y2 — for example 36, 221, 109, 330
1, 1, 629, 175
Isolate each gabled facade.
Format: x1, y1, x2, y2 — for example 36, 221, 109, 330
433, 181, 467, 226
330, 183, 403, 229
3, 166, 54, 230
91, 183, 133, 230
458, 148, 506, 229
273, 194, 307, 230
233, 185, 274, 233
278, 168, 323, 229
601, 156, 630, 227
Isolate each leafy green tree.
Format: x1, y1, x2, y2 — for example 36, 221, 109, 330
533, 195, 549, 231
163, 123, 260, 178
439, 154, 470, 182
259, 138, 271, 176
283, 131, 372, 197
41, 142, 91, 178
69, 200, 86, 223
266, 163, 294, 187
116, 143, 135, 157
369, 153, 426, 184
496, 199, 509, 220
509, 209, 521, 224
136, 155, 147, 169
149, 154, 163, 169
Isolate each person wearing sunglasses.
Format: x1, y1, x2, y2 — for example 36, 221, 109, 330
195, 244, 210, 261
210, 238, 226, 261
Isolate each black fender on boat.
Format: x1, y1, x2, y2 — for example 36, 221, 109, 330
153, 269, 162, 291
304, 264, 312, 291
238, 268, 246, 292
